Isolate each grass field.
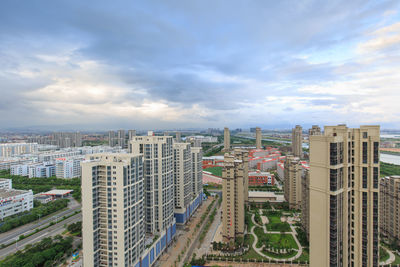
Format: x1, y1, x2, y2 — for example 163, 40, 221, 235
264, 233, 298, 249
204, 166, 222, 177
266, 214, 291, 232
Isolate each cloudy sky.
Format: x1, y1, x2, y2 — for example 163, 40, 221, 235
1, 0, 400, 131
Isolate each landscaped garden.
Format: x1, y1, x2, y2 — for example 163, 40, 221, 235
265, 211, 291, 232
204, 166, 222, 177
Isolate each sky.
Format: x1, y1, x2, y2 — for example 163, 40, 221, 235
1, 0, 400, 131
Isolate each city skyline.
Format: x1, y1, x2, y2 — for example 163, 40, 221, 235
1, 1, 400, 130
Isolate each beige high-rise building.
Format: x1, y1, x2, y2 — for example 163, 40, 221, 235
129, 133, 175, 233
223, 127, 230, 151
81, 153, 145, 267
301, 168, 310, 238
222, 149, 246, 246
292, 125, 303, 158
173, 143, 193, 218
380, 176, 400, 246
284, 155, 302, 209
117, 129, 126, 148
128, 130, 136, 140
308, 125, 321, 136
191, 147, 203, 197
255, 127, 262, 149
309, 125, 380, 267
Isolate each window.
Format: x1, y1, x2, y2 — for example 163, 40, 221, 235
373, 142, 379, 163
362, 167, 368, 188
373, 167, 379, 189
362, 142, 368, 164
363, 132, 368, 138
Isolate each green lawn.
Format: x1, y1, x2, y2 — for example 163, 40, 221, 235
263, 248, 297, 259
296, 249, 309, 263
380, 162, 400, 177
264, 233, 298, 249
204, 167, 222, 177
266, 215, 291, 232
380, 246, 390, 262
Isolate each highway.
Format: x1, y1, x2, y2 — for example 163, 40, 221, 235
0, 198, 80, 246
0, 212, 82, 259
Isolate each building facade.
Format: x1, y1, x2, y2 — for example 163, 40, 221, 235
0, 143, 38, 157
309, 125, 380, 267
292, 125, 303, 158
81, 153, 145, 267
0, 179, 11, 190
191, 147, 203, 198
380, 176, 400, 246
222, 149, 246, 246
248, 170, 274, 186
284, 155, 302, 209
301, 169, 310, 239
129, 134, 175, 233
308, 125, 321, 136
0, 188, 33, 220
55, 157, 83, 178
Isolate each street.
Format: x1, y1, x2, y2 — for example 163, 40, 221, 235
0, 212, 82, 259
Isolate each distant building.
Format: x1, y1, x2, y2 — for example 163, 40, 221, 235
309, 125, 380, 267
255, 127, 262, 149
128, 129, 136, 140
11, 162, 55, 178
175, 132, 181, 142
0, 187, 33, 220
108, 130, 127, 148
191, 147, 203, 200
291, 125, 303, 158
0, 179, 12, 190
308, 125, 321, 136
55, 157, 83, 178
380, 176, 400, 247
223, 127, 230, 152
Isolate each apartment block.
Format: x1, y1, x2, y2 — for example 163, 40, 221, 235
235, 149, 249, 205
0, 179, 12, 190
380, 176, 400, 246
309, 125, 380, 267
108, 130, 127, 148
191, 146, 203, 198
55, 157, 83, 178
284, 155, 302, 209
292, 125, 303, 158
222, 149, 247, 245
224, 127, 230, 151
0, 187, 33, 220
129, 134, 175, 233
81, 153, 145, 267
0, 143, 38, 157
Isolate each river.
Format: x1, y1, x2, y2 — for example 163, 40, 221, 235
380, 153, 400, 165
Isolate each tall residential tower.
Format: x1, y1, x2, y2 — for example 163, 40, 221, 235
292, 125, 303, 158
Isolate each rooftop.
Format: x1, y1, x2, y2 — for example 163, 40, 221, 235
0, 189, 31, 199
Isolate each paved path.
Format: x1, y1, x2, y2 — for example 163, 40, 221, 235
249, 212, 303, 261
379, 246, 396, 266
195, 204, 222, 257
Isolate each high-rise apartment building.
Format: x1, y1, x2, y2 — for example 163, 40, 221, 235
81, 153, 145, 267
301, 169, 310, 239
256, 127, 262, 149
234, 148, 249, 205
309, 125, 380, 267
108, 130, 127, 148
380, 176, 400, 247
309, 125, 321, 136
292, 125, 303, 158
284, 155, 302, 209
173, 143, 192, 222
191, 147, 203, 199
117, 130, 126, 148
129, 133, 175, 233
224, 127, 230, 152
222, 149, 246, 246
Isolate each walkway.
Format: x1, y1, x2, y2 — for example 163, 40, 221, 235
249, 212, 303, 261
379, 246, 395, 266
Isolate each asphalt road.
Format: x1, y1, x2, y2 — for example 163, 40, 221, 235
0, 198, 80, 246
0, 212, 82, 259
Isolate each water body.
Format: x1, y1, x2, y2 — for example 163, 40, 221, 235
380, 153, 400, 165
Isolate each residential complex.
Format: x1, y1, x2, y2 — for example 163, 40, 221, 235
248, 170, 274, 186
255, 127, 262, 149
28, 132, 82, 148
380, 176, 400, 247
224, 127, 230, 151
292, 125, 303, 158
0, 143, 38, 157
222, 149, 247, 245
309, 125, 380, 267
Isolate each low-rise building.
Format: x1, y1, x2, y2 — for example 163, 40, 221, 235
0, 179, 11, 190
0, 188, 33, 220
248, 170, 274, 186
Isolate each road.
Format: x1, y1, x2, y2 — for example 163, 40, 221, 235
0, 197, 80, 246
0, 212, 82, 259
